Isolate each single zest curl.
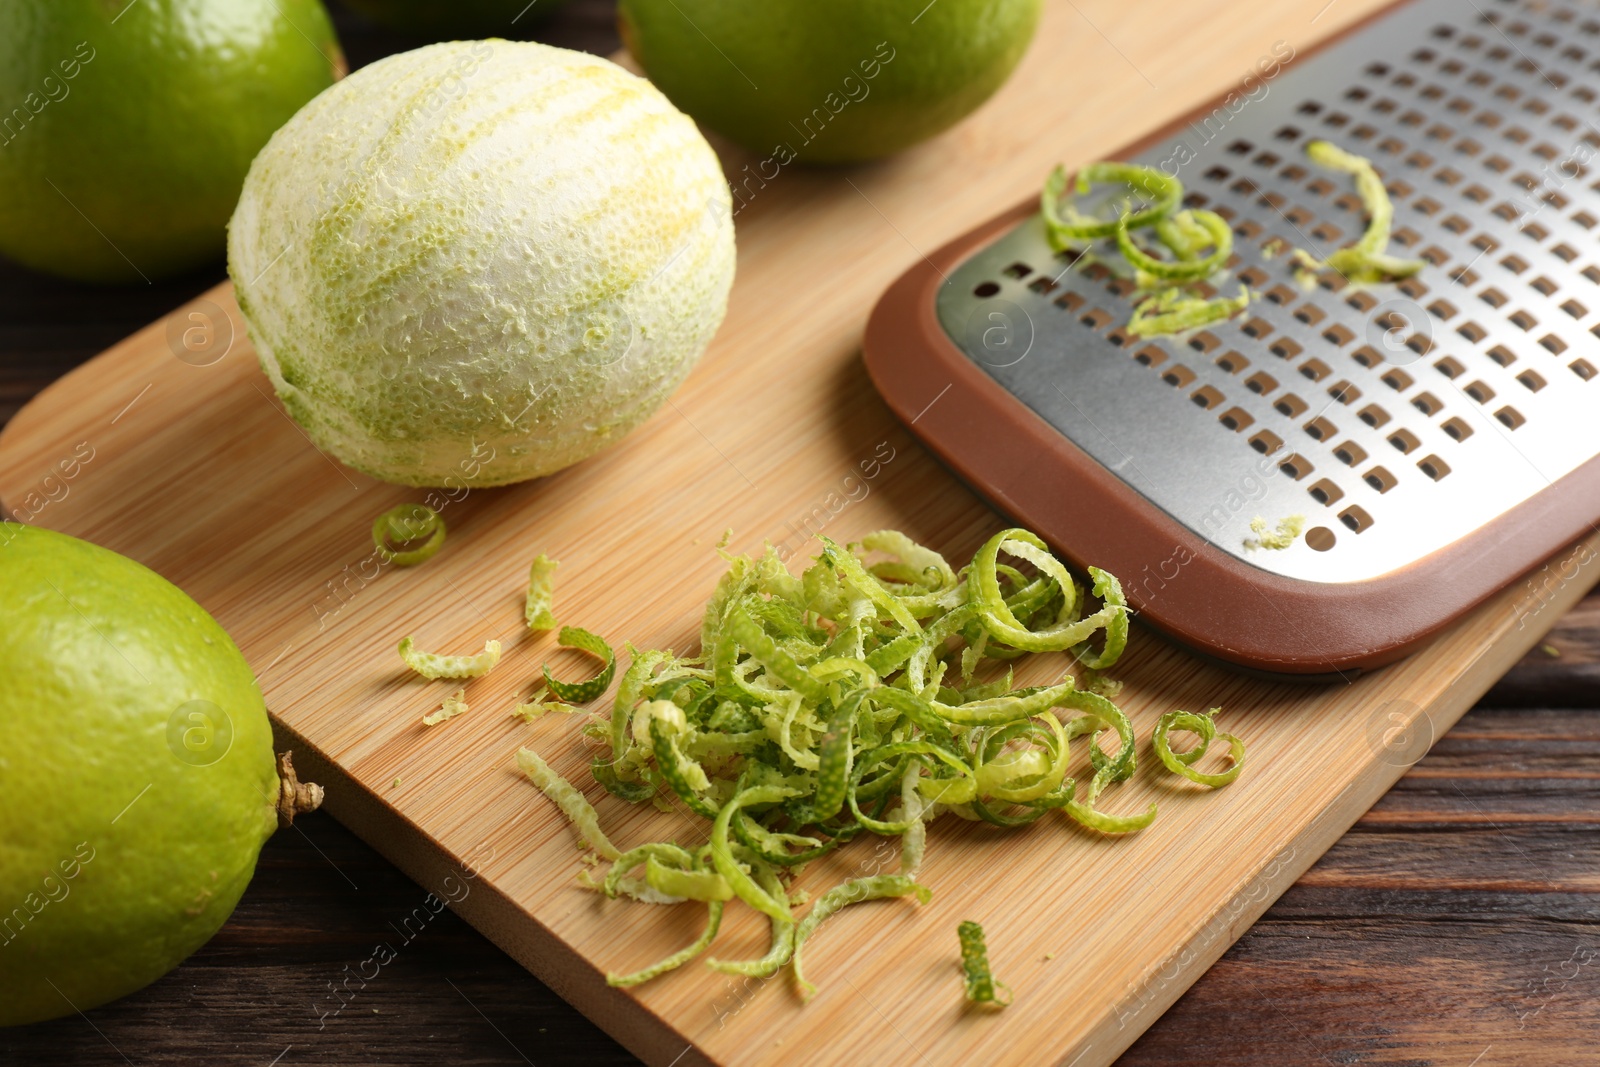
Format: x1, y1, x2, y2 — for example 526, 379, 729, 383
542, 625, 616, 703
958, 921, 1011, 1007
1126, 285, 1252, 339
1041, 161, 1183, 247
372, 503, 445, 566
524, 553, 559, 631
1299, 139, 1424, 284
399, 636, 502, 680
1154, 708, 1246, 787
421, 688, 468, 726
1116, 208, 1233, 283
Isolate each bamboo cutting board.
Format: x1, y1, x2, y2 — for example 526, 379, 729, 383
3, 1, 1597, 1064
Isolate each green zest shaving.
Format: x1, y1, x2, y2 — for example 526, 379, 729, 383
1244, 514, 1306, 551
513, 687, 580, 721
1299, 140, 1424, 284
1153, 709, 1245, 788
1116, 208, 1233, 285
958, 920, 1011, 1007
542, 626, 616, 704
398, 636, 502, 679
512, 526, 1245, 999
372, 503, 446, 566
525, 553, 559, 631
1042, 161, 1184, 247
1127, 286, 1252, 339
422, 688, 468, 726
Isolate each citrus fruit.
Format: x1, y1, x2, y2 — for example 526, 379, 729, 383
339, 0, 569, 38
617, 0, 1042, 164
0, 524, 318, 1026
0, 0, 343, 284
228, 40, 735, 488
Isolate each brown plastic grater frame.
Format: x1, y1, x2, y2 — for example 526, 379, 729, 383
864, 0, 1600, 678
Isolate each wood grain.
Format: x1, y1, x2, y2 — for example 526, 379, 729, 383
2, 1, 1597, 1065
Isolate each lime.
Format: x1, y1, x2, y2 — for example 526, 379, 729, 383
229, 41, 735, 488
0, 0, 344, 284
339, 0, 569, 38
617, 0, 1042, 164
0, 524, 314, 1026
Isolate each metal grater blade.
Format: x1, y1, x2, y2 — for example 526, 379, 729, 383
935, 0, 1600, 584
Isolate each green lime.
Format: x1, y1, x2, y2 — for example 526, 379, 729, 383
617, 0, 1041, 164
0, 524, 309, 1026
339, 0, 569, 38
0, 0, 343, 284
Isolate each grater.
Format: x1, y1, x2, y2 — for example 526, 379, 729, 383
864, 0, 1600, 678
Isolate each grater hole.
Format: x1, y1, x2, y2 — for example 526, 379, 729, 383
1562, 299, 1587, 319
1443, 214, 1472, 234
1495, 405, 1526, 429
1407, 333, 1435, 356
1441, 415, 1474, 441
1299, 357, 1330, 381
1414, 196, 1443, 216
1054, 291, 1085, 312
1389, 428, 1421, 453
1002, 262, 1032, 279
1463, 379, 1496, 404
1234, 217, 1263, 239
1487, 344, 1516, 367
1188, 331, 1221, 354
974, 281, 1001, 298
1571, 358, 1597, 380
1134, 345, 1167, 368
1358, 403, 1391, 428
1028, 277, 1058, 296
1339, 505, 1375, 533
1161, 365, 1196, 388
1245, 371, 1278, 395
1265, 284, 1299, 305
1275, 393, 1308, 418
1516, 369, 1546, 392
1272, 338, 1305, 361
1501, 254, 1529, 274
1363, 465, 1398, 493
1541, 334, 1568, 355
1553, 244, 1579, 262
1293, 304, 1326, 326
1472, 233, 1502, 254
1480, 287, 1508, 308
1240, 317, 1273, 339
1456, 321, 1487, 342
1346, 291, 1379, 313
1381, 368, 1415, 391
1080, 308, 1114, 330
1104, 326, 1137, 348
1323, 323, 1355, 346
1238, 266, 1270, 288
1417, 455, 1451, 481
1305, 416, 1338, 441
1308, 478, 1344, 506
1278, 453, 1314, 480
1106, 277, 1139, 298
1351, 345, 1382, 369
1451, 266, 1480, 287
1413, 391, 1444, 415
1249, 429, 1284, 455
1428, 299, 1458, 320
1332, 440, 1368, 467
1215, 351, 1250, 374
1306, 526, 1337, 551
1218, 406, 1255, 432
1508, 308, 1539, 332
1328, 380, 1362, 405
1191, 385, 1225, 410
1399, 277, 1431, 298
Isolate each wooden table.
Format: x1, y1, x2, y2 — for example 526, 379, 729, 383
3, 3, 1596, 1064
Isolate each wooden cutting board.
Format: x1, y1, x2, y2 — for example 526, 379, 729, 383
4, 2, 1596, 1064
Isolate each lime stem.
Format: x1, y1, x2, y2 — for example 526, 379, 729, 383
276, 751, 324, 827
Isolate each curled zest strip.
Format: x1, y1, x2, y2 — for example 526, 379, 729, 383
1154, 709, 1246, 788
971, 529, 1122, 653
542, 626, 616, 704
1301, 140, 1423, 284
707, 864, 796, 978
958, 921, 1011, 1007
792, 876, 932, 1001
710, 786, 799, 924
1126, 285, 1252, 339
421, 688, 468, 726
399, 636, 502, 680
371, 503, 446, 566
1072, 567, 1129, 671
524, 553, 559, 631
1116, 208, 1233, 283
1041, 161, 1183, 247
516, 746, 620, 860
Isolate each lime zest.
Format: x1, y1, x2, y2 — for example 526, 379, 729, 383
1244, 514, 1306, 552
399, 636, 502, 679
793, 876, 931, 1000
958, 921, 1011, 1007
422, 688, 468, 726
372, 503, 446, 566
524, 553, 559, 631
1126, 285, 1253, 339
1116, 209, 1232, 284
607, 901, 725, 987
1300, 140, 1424, 284
1154, 709, 1246, 787
542, 626, 616, 704
515, 746, 620, 860
513, 687, 580, 721
1042, 161, 1183, 247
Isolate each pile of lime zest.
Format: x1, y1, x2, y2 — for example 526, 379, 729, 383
398, 636, 503, 679
513, 686, 581, 722
372, 503, 446, 566
1042, 161, 1183, 249
1154, 708, 1246, 787
1116, 208, 1233, 285
422, 688, 469, 726
513, 527, 1243, 1000
1244, 514, 1306, 552
1126, 285, 1253, 339
1298, 140, 1424, 285
541, 626, 617, 704
958, 920, 1011, 1007
524, 554, 559, 631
